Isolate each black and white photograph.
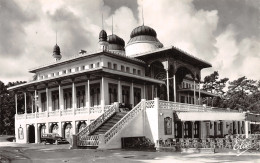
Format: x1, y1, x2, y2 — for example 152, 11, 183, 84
0, 0, 260, 162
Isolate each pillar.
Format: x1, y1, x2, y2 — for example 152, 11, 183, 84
15, 93, 18, 114
173, 75, 176, 102
34, 89, 37, 112
58, 82, 62, 115
193, 80, 196, 105
72, 79, 76, 112
101, 76, 105, 112
87, 79, 90, 114
35, 123, 39, 143
46, 85, 49, 114
198, 82, 201, 105
24, 92, 27, 114
131, 81, 134, 106
166, 70, 169, 101
118, 79, 121, 103
245, 121, 249, 138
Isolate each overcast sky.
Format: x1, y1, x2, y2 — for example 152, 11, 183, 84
0, 0, 259, 84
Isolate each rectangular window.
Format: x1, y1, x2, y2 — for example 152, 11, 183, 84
96, 62, 100, 67
63, 70, 66, 74
90, 83, 100, 107
121, 65, 125, 72
76, 85, 85, 108
81, 66, 85, 70
108, 62, 112, 68
90, 64, 94, 69
113, 64, 117, 70
63, 88, 72, 109
122, 85, 130, 105
75, 67, 79, 72
51, 91, 59, 111
126, 67, 130, 73
41, 92, 47, 112
137, 70, 141, 75
108, 83, 118, 104
133, 69, 136, 74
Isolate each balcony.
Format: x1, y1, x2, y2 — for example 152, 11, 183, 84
15, 105, 113, 120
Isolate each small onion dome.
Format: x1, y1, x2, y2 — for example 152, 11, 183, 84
130, 25, 157, 38
53, 44, 61, 60
108, 34, 125, 46
99, 30, 107, 42
107, 34, 125, 51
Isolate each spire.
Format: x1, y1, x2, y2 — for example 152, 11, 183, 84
142, 5, 144, 26
56, 30, 57, 45
112, 16, 113, 35
102, 13, 104, 30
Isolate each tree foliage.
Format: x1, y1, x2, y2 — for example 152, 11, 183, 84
0, 81, 26, 135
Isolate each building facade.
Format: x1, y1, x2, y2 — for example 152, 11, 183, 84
8, 24, 260, 149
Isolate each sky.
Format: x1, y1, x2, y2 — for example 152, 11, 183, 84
0, 0, 259, 84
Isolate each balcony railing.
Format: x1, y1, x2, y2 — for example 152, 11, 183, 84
15, 105, 110, 120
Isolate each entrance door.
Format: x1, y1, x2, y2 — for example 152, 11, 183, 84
134, 88, 141, 106
64, 123, 72, 142
28, 125, 35, 143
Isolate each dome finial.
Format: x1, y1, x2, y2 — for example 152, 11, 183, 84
112, 16, 113, 35
142, 4, 144, 26
53, 31, 62, 61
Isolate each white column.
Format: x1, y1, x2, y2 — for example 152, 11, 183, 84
101, 76, 105, 112
72, 80, 76, 114
31, 94, 34, 113
46, 87, 49, 117
58, 83, 62, 115
198, 82, 201, 105
118, 80, 121, 103
34, 90, 37, 112
151, 85, 154, 99
173, 75, 176, 102
87, 79, 90, 113
166, 70, 169, 101
193, 80, 196, 105
24, 92, 27, 114
245, 121, 249, 138
15, 93, 18, 114
131, 81, 134, 106
182, 121, 185, 138
35, 123, 39, 143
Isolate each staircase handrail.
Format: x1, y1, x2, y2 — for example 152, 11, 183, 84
77, 104, 116, 138
104, 101, 144, 144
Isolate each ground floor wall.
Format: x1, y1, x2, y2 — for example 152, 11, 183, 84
15, 113, 103, 144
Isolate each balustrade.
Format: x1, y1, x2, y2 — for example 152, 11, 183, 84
77, 105, 115, 145
104, 101, 144, 144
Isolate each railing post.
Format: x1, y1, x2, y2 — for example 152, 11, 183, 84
154, 98, 159, 110
114, 102, 119, 112
98, 134, 106, 149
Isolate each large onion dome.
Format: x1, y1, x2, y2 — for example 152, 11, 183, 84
99, 30, 107, 42
53, 44, 62, 61
125, 25, 163, 56
107, 34, 125, 51
130, 25, 157, 38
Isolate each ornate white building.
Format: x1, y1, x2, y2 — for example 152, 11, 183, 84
8, 23, 260, 149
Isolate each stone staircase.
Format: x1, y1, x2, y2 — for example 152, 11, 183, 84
76, 100, 146, 149
89, 112, 127, 135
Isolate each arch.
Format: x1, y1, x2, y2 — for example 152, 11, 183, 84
28, 125, 35, 143
50, 123, 59, 134
39, 124, 46, 141
63, 122, 72, 142
175, 66, 195, 84
77, 121, 87, 134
